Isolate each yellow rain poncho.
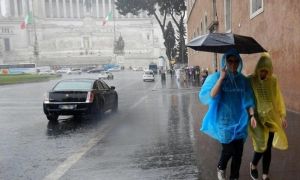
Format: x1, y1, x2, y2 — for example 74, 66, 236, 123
248, 53, 288, 152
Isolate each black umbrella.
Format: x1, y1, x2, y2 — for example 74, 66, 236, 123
186, 33, 267, 54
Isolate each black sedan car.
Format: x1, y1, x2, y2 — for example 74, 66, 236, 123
43, 78, 118, 121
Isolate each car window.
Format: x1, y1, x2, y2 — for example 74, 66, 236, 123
96, 81, 105, 90
100, 80, 110, 90
53, 81, 93, 91
145, 71, 153, 75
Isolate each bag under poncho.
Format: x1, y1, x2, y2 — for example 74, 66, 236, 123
199, 49, 255, 144
248, 53, 288, 152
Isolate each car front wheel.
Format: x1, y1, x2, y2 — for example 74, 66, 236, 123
112, 96, 118, 112
46, 114, 58, 121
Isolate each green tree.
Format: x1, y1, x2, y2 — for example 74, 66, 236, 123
176, 18, 188, 64
115, 0, 168, 38
115, 0, 187, 64
164, 21, 176, 61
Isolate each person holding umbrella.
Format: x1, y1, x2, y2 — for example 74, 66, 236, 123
248, 53, 288, 180
199, 48, 257, 180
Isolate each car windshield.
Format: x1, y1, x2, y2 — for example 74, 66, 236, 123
53, 81, 93, 91
145, 71, 153, 75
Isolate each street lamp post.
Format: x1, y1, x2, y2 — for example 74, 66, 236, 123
31, 0, 39, 66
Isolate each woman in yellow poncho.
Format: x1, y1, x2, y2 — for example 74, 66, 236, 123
248, 53, 288, 180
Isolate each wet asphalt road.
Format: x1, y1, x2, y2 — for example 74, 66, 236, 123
0, 71, 202, 180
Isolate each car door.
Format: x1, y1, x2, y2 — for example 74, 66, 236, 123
99, 80, 114, 108
96, 80, 110, 110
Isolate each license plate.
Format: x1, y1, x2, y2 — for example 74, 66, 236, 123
59, 105, 76, 109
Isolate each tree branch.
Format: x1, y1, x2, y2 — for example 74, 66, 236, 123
153, 11, 166, 36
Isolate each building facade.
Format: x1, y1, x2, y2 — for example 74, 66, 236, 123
0, 0, 165, 68
187, 0, 300, 112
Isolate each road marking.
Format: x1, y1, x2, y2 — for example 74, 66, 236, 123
129, 95, 148, 110
152, 80, 160, 91
43, 123, 113, 180
43, 95, 148, 180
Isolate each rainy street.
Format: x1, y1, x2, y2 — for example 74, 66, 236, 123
0, 71, 203, 180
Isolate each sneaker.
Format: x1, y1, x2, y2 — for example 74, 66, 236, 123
250, 163, 258, 180
217, 168, 226, 180
262, 174, 270, 180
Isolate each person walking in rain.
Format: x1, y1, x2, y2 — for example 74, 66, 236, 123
248, 53, 288, 180
199, 48, 256, 180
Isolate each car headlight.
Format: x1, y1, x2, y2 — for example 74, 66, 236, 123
44, 92, 50, 103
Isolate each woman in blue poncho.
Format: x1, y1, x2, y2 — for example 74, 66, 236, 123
199, 49, 257, 180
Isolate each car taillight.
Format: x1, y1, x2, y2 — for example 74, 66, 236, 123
86, 91, 94, 103
44, 93, 50, 103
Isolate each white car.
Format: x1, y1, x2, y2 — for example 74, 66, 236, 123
67, 68, 82, 75
143, 70, 155, 82
98, 71, 114, 80
56, 68, 71, 74
38, 70, 56, 75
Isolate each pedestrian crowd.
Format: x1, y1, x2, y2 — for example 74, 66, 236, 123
174, 66, 209, 85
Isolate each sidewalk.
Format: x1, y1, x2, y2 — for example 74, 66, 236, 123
191, 92, 300, 179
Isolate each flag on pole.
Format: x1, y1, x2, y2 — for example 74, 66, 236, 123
102, 11, 113, 26
20, 12, 33, 29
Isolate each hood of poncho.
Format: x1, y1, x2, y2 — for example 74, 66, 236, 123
220, 48, 243, 73
254, 52, 273, 79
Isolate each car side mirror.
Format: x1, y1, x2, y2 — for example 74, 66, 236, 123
110, 86, 115, 90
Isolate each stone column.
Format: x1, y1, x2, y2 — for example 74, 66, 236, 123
5, 0, 11, 17
49, 0, 53, 18
40, 0, 46, 18
0, 2, 2, 18
102, 0, 105, 17
63, 0, 67, 17
83, 0, 85, 15
96, 0, 99, 18
56, 0, 60, 17
28, 0, 33, 15
22, 0, 27, 16
76, 0, 80, 18
14, 0, 18, 17
108, 0, 111, 12
70, 0, 73, 18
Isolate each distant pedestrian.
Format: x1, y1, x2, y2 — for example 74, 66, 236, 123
248, 53, 288, 180
201, 69, 208, 85
199, 48, 256, 180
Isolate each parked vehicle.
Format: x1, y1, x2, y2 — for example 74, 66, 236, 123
81, 66, 96, 72
143, 70, 155, 82
107, 66, 121, 72
56, 68, 71, 74
87, 68, 105, 73
43, 78, 118, 121
67, 68, 82, 75
38, 70, 56, 75
98, 71, 114, 80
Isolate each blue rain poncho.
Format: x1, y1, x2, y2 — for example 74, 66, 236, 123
199, 49, 255, 144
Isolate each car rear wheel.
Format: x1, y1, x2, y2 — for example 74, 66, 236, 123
90, 100, 104, 120
46, 114, 58, 121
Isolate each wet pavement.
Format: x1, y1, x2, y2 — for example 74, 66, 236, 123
58, 76, 201, 180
